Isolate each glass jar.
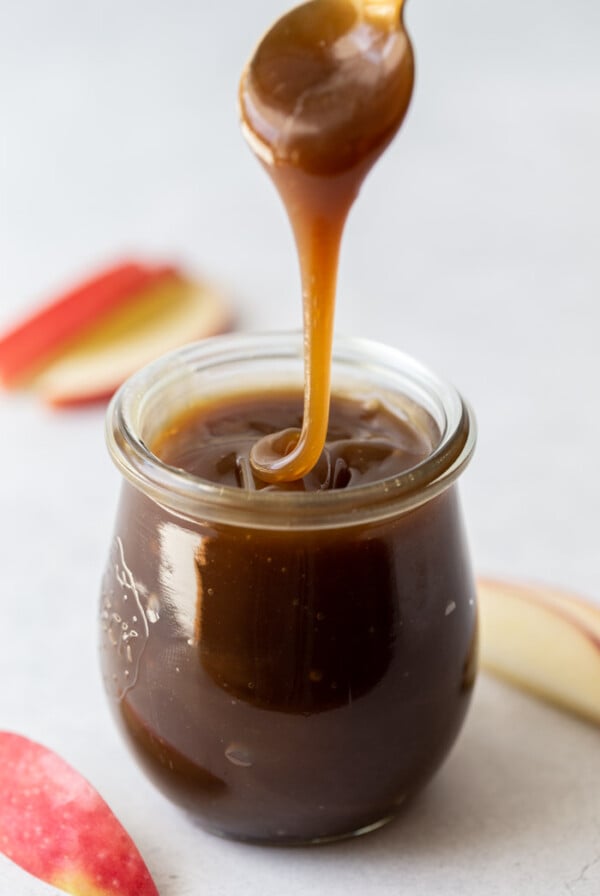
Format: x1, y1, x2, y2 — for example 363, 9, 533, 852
100, 332, 477, 844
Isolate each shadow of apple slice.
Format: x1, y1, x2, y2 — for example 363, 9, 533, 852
0, 732, 159, 896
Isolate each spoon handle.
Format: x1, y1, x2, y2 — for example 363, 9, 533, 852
353, 0, 405, 27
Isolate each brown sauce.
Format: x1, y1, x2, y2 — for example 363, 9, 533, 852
152, 390, 437, 492
102, 436, 476, 842
239, 0, 414, 481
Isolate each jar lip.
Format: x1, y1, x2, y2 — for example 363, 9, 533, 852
106, 332, 476, 530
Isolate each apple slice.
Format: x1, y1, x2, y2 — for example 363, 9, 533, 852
478, 577, 600, 725
31, 274, 232, 407
0, 262, 175, 387
0, 731, 159, 896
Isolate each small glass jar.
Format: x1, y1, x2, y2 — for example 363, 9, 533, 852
100, 332, 477, 845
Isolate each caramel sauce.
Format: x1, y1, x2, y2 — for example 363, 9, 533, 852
152, 390, 436, 492
103, 478, 477, 841
239, 0, 414, 482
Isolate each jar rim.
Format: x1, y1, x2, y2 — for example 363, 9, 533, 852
106, 332, 476, 530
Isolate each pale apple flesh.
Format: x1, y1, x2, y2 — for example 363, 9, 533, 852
478, 578, 600, 725
0, 263, 175, 387
30, 275, 232, 406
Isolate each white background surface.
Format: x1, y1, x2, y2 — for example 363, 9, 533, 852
0, 1, 599, 894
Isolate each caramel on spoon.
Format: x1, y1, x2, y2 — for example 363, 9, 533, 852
240, 0, 413, 483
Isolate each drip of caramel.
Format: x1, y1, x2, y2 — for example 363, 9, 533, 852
239, 0, 414, 482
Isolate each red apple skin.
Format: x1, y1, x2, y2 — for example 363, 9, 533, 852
0, 262, 176, 386
39, 279, 234, 409
0, 732, 159, 896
